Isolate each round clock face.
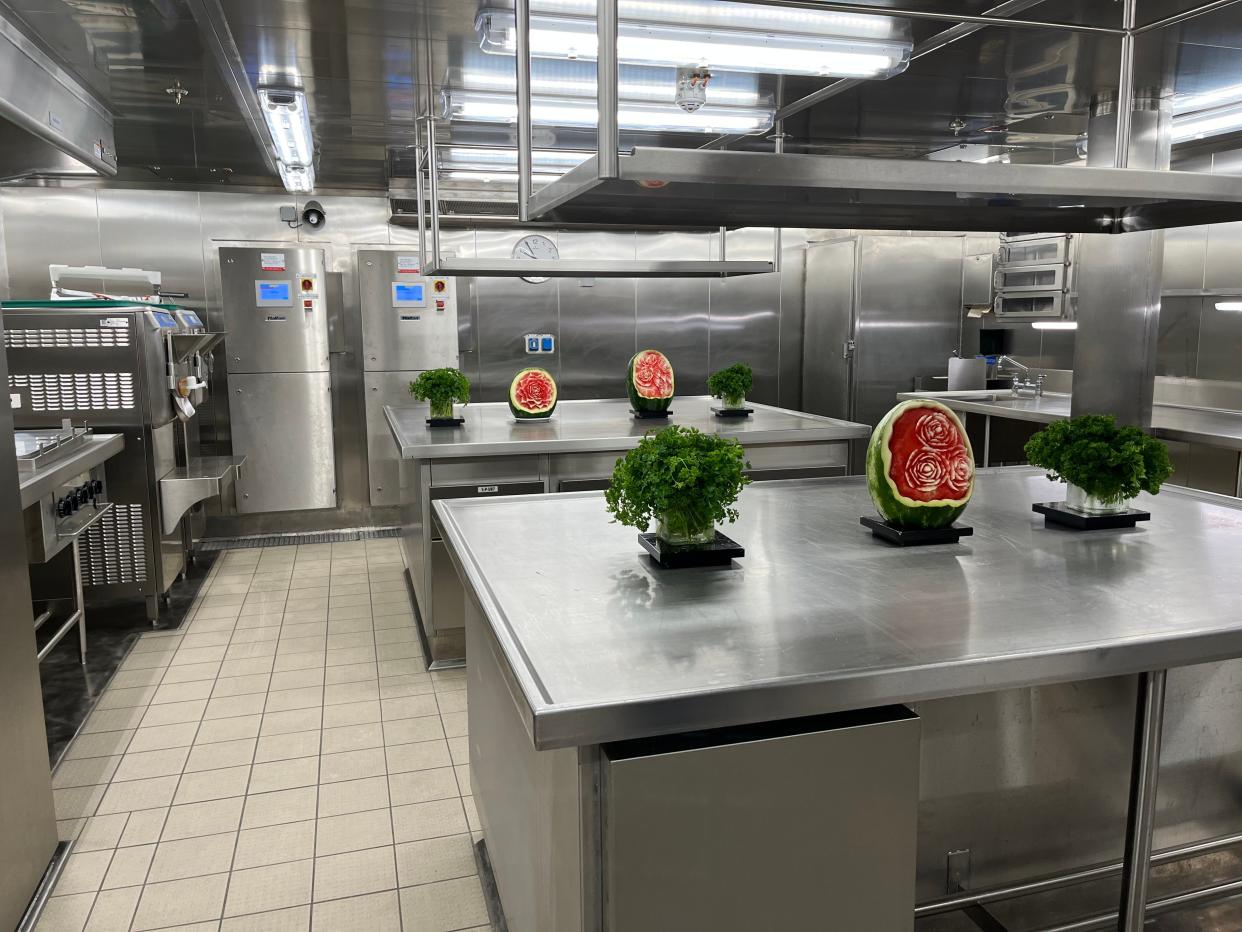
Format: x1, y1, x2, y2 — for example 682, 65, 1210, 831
513, 234, 558, 284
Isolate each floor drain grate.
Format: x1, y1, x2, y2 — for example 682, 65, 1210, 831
197, 526, 402, 551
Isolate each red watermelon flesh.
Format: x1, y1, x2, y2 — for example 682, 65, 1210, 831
632, 351, 674, 399
886, 406, 973, 502
513, 370, 555, 411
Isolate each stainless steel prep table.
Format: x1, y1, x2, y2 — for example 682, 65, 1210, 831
437, 469, 1242, 932
388, 395, 870, 667
17, 431, 124, 662
899, 389, 1242, 491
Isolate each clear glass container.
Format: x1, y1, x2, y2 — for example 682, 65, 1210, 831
656, 510, 716, 547
1065, 483, 1132, 515
430, 400, 455, 419
720, 394, 746, 410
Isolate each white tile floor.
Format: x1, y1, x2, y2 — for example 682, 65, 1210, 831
38, 539, 490, 932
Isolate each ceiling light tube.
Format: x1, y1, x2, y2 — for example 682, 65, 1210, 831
258, 85, 315, 167
476, 9, 911, 79
277, 160, 315, 193
439, 146, 591, 174
441, 88, 774, 134
1215, 301, 1242, 311
1030, 321, 1078, 330
1171, 101, 1242, 142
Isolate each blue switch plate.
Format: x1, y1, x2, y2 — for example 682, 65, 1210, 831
541, 336, 554, 353
527, 337, 540, 352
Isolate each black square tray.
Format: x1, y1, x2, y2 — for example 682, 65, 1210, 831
860, 516, 974, 547
638, 531, 744, 568
1033, 502, 1150, 530
712, 406, 754, 418
427, 416, 466, 428
630, 409, 672, 420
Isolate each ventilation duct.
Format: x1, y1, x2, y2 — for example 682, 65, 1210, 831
0, 13, 116, 181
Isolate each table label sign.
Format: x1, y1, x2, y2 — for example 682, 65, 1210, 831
477, 486, 499, 494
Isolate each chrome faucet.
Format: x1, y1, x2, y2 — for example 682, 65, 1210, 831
995, 355, 1046, 397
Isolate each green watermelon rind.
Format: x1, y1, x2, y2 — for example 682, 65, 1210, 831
627, 350, 674, 412
866, 399, 974, 529
508, 368, 558, 420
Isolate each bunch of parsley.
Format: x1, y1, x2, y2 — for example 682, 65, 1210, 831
1024, 414, 1174, 504
706, 363, 754, 407
605, 425, 750, 538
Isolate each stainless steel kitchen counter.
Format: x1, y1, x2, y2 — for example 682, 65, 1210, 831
385, 396, 871, 459
438, 468, 1242, 751
897, 389, 1242, 451
17, 433, 125, 510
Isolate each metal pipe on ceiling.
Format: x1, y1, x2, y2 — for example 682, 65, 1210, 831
515, 0, 533, 222
1134, 0, 1242, 34
1114, 0, 1137, 168
596, 0, 620, 179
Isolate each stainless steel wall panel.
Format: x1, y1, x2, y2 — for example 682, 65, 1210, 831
635, 232, 708, 397
1158, 296, 1204, 378
802, 240, 856, 422
0, 186, 101, 297
1163, 224, 1207, 292
777, 239, 807, 411
1204, 221, 1242, 291
1195, 298, 1242, 381
710, 227, 781, 405
557, 275, 635, 400
473, 277, 559, 404
230, 372, 337, 513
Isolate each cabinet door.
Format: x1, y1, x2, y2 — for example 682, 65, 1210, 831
230, 372, 337, 513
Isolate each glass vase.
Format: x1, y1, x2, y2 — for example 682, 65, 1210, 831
656, 509, 716, 547
429, 400, 455, 419
1065, 482, 1132, 515
721, 393, 746, 410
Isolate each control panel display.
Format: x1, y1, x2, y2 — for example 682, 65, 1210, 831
147, 310, 179, 330
392, 282, 427, 308
255, 280, 293, 307
176, 311, 204, 329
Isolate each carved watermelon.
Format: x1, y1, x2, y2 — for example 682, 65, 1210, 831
627, 350, 674, 412
509, 368, 558, 419
866, 400, 975, 529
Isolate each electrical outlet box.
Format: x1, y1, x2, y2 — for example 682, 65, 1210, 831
279, 205, 298, 223
524, 333, 555, 354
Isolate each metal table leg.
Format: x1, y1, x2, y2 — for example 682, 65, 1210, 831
72, 538, 86, 663
1119, 669, 1167, 932
982, 415, 992, 468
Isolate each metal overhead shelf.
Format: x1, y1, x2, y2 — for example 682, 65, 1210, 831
427, 257, 772, 278
526, 147, 1242, 235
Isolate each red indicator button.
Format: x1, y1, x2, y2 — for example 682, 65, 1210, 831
433, 280, 446, 293
303, 299, 313, 309
435, 299, 446, 310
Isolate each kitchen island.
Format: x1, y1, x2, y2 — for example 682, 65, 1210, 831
438, 469, 1242, 931
387, 395, 870, 666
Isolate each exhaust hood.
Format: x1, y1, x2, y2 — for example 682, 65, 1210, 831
0, 13, 116, 181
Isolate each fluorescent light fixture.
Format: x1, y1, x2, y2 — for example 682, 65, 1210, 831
1215, 301, 1242, 311
459, 67, 764, 108
441, 88, 774, 133
277, 161, 315, 193
476, 8, 911, 79
258, 85, 314, 167
439, 146, 590, 174
1030, 321, 1078, 330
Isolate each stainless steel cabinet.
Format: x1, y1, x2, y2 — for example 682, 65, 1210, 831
230, 372, 336, 514
220, 247, 337, 513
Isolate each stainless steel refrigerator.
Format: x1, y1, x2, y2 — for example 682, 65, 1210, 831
219, 247, 337, 514
801, 234, 966, 471
357, 249, 459, 507
0, 314, 60, 929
